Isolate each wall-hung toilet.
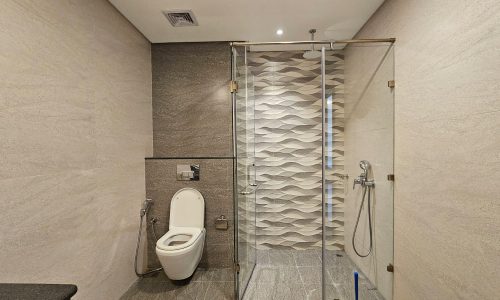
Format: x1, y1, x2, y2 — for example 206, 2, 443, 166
155, 188, 205, 280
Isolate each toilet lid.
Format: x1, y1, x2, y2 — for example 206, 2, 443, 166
156, 227, 203, 251
170, 188, 204, 229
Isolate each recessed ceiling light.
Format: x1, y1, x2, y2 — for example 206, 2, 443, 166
276, 29, 284, 36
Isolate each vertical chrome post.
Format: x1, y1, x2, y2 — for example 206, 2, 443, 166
230, 45, 239, 300
320, 46, 326, 300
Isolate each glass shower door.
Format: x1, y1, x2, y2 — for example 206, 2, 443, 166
232, 46, 257, 299
322, 44, 395, 300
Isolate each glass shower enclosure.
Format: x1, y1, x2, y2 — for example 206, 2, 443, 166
232, 46, 257, 299
232, 41, 394, 300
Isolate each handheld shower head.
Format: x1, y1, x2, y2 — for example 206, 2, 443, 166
353, 160, 374, 190
359, 160, 371, 178
359, 160, 370, 172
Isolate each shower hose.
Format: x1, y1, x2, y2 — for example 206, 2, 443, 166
134, 212, 163, 277
352, 185, 373, 257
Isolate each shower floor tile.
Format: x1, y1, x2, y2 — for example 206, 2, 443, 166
243, 249, 385, 300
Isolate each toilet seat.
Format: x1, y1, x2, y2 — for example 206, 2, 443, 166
156, 227, 203, 251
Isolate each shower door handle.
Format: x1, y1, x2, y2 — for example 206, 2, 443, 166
239, 184, 259, 195
249, 162, 257, 187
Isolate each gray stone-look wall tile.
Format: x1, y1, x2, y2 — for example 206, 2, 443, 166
151, 42, 232, 157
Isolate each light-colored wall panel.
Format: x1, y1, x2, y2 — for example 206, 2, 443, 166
0, 1, 152, 299
351, 0, 500, 298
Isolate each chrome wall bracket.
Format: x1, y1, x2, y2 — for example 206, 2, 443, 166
387, 264, 394, 272
230, 81, 238, 93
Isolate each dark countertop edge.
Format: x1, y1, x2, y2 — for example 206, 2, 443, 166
145, 157, 235, 160
0, 284, 77, 300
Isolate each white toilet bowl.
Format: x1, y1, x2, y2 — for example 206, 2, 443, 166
155, 188, 205, 280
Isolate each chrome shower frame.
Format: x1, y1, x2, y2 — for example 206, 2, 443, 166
230, 37, 395, 300
230, 38, 395, 48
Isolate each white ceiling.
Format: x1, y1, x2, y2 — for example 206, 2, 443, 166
109, 0, 384, 44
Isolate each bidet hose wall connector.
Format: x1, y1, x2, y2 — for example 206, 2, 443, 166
134, 212, 162, 277
352, 186, 373, 257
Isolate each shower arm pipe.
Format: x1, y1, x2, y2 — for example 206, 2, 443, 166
230, 38, 395, 47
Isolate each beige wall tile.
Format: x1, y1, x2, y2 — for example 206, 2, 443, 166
0, 1, 152, 299
352, 0, 500, 298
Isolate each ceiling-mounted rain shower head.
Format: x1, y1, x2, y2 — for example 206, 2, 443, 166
303, 28, 322, 59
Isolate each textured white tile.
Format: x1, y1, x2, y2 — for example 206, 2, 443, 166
248, 51, 345, 250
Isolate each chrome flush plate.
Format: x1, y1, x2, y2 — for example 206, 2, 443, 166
176, 164, 200, 181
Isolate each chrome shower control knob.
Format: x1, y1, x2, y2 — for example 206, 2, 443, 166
353, 177, 363, 189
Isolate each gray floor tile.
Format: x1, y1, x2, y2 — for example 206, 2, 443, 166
252, 265, 302, 284
327, 266, 353, 286
297, 266, 322, 285
242, 282, 274, 300
293, 250, 322, 266
192, 268, 214, 282
120, 273, 178, 300
305, 284, 343, 300
175, 282, 210, 300
335, 283, 383, 300
120, 289, 159, 300
272, 283, 307, 300
268, 249, 295, 266
121, 250, 386, 300
211, 268, 234, 282
204, 282, 234, 300
303, 284, 322, 300
325, 253, 358, 285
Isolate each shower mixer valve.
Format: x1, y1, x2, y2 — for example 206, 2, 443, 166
353, 160, 375, 189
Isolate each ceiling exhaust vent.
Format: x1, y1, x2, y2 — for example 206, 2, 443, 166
163, 10, 198, 27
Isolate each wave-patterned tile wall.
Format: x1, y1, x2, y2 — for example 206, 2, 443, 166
247, 51, 345, 250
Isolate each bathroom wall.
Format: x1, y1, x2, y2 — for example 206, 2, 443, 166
146, 42, 234, 269
152, 42, 232, 158
343, 45, 394, 300
248, 51, 345, 250
0, 1, 152, 299
349, 0, 500, 298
